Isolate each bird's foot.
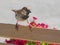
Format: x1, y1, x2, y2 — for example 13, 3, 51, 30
15, 23, 19, 31
15, 25, 18, 31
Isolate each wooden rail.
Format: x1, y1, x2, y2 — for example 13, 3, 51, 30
0, 43, 13, 45
0, 23, 60, 43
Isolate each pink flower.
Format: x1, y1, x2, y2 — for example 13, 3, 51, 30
5, 39, 27, 45
35, 42, 40, 45
40, 23, 48, 28
29, 22, 34, 25
37, 23, 40, 25
36, 23, 41, 27
45, 24, 48, 28
33, 16, 37, 20
55, 43, 60, 45
29, 21, 36, 26
12, 39, 27, 45
49, 43, 55, 45
53, 27, 57, 30
5, 39, 12, 43
40, 23, 45, 28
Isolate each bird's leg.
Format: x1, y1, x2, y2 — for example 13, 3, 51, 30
15, 21, 19, 31
29, 25, 32, 32
27, 19, 32, 32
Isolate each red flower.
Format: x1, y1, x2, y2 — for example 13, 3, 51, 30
5, 39, 12, 43
36, 23, 41, 26
40, 23, 48, 28
35, 42, 40, 45
5, 39, 27, 45
45, 24, 48, 28
55, 43, 60, 45
29, 22, 34, 25
12, 39, 27, 45
40, 23, 45, 28
33, 16, 37, 20
49, 43, 55, 45
29, 21, 36, 26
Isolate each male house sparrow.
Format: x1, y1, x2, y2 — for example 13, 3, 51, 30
12, 7, 31, 31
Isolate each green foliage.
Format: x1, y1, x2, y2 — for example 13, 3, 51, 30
40, 42, 49, 45
25, 41, 35, 45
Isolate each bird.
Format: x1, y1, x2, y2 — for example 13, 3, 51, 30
12, 7, 32, 31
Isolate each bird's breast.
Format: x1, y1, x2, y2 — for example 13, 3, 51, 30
15, 16, 24, 21
15, 15, 28, 21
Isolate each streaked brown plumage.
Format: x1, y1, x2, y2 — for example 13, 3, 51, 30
12, 7, 31, 31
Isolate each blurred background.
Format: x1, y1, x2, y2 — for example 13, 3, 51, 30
0, 0, 60, 29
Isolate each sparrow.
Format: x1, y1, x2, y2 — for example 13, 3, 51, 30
12, 7, 32, 31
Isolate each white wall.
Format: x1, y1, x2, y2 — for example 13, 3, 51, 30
0, 0, 60, 29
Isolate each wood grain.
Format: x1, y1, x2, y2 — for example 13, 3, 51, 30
0, 23, 60, 43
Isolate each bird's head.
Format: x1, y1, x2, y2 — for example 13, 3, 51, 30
12, 7, 31, 15
20, 7, 31, 16
22, 7, 31, 13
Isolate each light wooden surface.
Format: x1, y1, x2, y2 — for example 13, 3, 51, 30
0, 23, 60, 43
